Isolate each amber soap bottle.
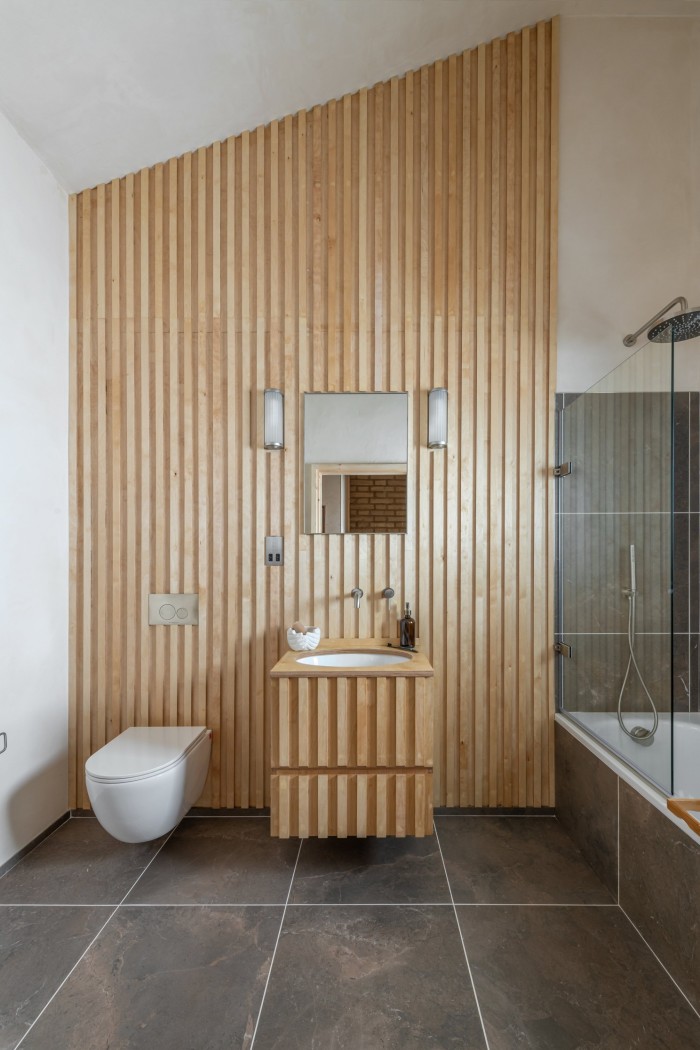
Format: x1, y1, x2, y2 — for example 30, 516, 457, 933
399, 603, 416, 649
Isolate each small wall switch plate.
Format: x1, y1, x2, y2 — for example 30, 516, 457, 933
265, 536, 284, 566
148, 594, 199, 625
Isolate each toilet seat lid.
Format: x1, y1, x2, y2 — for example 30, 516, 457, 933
85, 726, 209, 782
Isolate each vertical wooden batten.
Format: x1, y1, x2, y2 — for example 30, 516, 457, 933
70, 18, 558, 811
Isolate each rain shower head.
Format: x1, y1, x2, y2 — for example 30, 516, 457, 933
648, 308, 700, 343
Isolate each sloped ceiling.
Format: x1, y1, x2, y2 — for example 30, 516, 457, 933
0, 0, 697, 192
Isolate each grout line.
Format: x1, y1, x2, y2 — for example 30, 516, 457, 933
0, 903, 116, 909
619, 904, 700, 1023
433, 814, 555, 819
433, 820, 491, 1050
558, 511, 674, 516
688, 397, 691, 651
13, 825, 178, 1049
117, 902, 286, 908
284, 901, 455, 908
562, 632, 681, 637
0, 900, 621, 910
248, 838, 304, 1050
617, 776, 620, 904
284, 901, 618, 908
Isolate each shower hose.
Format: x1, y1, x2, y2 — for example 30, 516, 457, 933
616, 547, 659, 744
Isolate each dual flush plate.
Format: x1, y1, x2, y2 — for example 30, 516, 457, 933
148, 594, 199, 626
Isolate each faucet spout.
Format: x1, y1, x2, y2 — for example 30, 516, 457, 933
351, 587, 364, 610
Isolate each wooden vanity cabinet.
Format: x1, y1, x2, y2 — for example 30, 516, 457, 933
269, 642, 434, 838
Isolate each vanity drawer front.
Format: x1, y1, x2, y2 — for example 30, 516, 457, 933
271, 770, 433, 838
272, 676, 433, 770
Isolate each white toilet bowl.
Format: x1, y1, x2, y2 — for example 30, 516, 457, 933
85, 726, 212, 842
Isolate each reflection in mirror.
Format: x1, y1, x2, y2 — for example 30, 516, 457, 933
303, 393, 408, 535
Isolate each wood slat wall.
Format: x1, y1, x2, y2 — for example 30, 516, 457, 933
69, 18, 558, 810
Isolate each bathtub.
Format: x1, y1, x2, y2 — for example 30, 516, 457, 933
556, 710, 700, 845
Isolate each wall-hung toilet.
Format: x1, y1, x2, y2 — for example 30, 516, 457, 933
85, 726, 212, 843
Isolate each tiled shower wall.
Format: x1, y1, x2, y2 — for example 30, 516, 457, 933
673, 393, 700, 713
556, 391, 699, 714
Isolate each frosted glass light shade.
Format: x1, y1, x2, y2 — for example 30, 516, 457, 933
264, 388, 284, 449
428, 387, 448, 448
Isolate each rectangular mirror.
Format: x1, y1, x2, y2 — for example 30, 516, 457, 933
303, 392, 408, 534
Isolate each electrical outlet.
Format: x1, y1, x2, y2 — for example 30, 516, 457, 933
265, 536, 284, 566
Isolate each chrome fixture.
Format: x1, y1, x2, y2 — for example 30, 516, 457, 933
382, 587, 395, 601
264, 388, 284, 449
351, 587, 364, 610
622, 296, 687, 347
649, 306, 700, 343
617, 544, 659, 746
428, 387, 448, 449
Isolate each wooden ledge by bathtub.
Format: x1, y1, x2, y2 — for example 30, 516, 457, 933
667, 797, 700, 836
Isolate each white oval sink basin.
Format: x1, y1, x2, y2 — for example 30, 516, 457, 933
296, 650, 412, 668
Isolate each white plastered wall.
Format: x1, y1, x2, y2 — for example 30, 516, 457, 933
558, 16, 700, 394
0, 109, 68, 867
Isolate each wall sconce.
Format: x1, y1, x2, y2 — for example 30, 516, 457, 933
264, 389, 284, 449
428, 387, 448, 449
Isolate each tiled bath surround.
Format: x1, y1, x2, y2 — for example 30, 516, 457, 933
556, 719, 700, 1015
2, 812, 699, 1048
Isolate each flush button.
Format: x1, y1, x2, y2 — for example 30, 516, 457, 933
148, 594, 199, 625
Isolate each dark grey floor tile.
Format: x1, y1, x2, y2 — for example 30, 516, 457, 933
619, 780, 700, 1013
124, 818, 299, 904
289, 834, 450, 904
0, 820, 164, 905
0, 905, 110, 1050
435, 817, 612, 904
457, 905, 700, 1050
253, 905, 486, 1049
19, 906, 280, 1050
555, 723, 618, 899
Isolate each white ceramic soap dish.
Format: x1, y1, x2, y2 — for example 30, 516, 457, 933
287, 624, 321, 652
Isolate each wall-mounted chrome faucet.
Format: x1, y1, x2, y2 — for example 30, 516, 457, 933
351, 587, 364, 610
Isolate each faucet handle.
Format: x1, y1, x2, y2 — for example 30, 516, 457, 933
382, 587, 395, 600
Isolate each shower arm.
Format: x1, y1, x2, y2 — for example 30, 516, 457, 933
623, 296, 688, 347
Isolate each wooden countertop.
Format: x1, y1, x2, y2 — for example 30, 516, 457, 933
269, 637, 434, 678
